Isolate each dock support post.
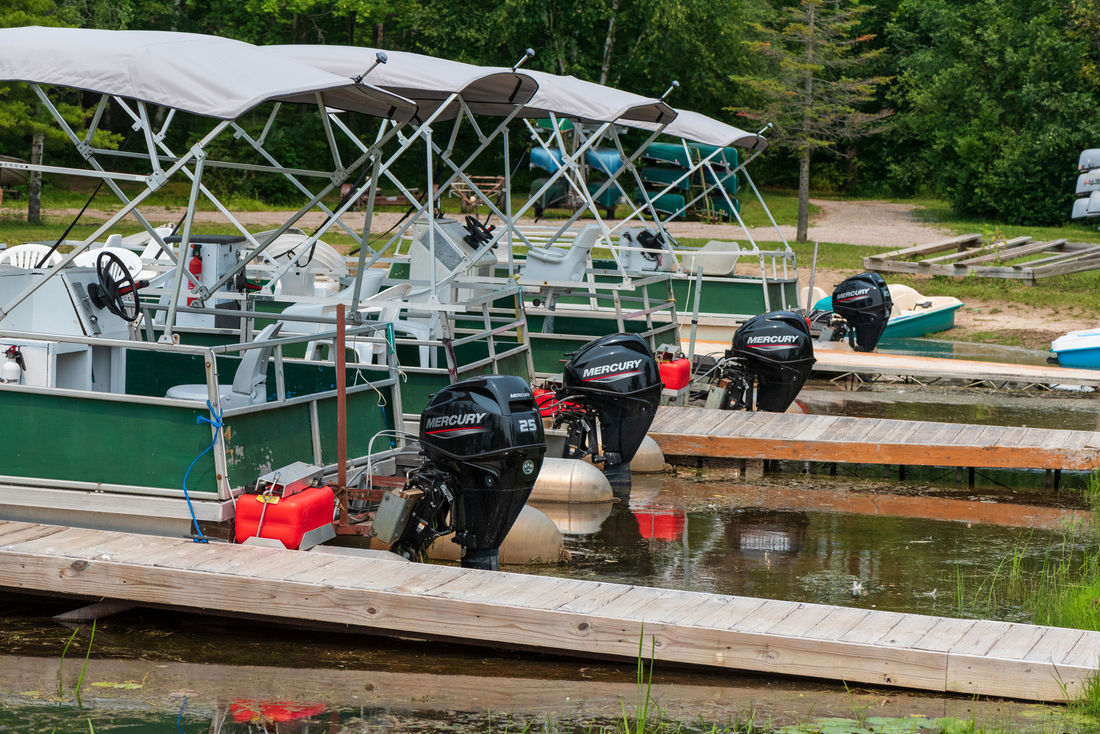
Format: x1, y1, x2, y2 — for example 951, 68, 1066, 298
744, 459, 764, 481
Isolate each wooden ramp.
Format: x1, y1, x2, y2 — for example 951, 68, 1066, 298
1, 519, 1098, 702
649, 406, 1100, 472
863, 234, 1100, 282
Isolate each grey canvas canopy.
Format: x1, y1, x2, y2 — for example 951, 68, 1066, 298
270, 45, 540, 119
652, 109, 767, 151
0, 26, 417, 122
269, 45, 675, 126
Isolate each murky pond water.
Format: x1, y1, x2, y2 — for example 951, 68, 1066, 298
532, 476, 1090, 621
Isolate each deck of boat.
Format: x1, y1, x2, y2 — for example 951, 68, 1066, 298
1, 519, 1096, 702
649, 406, 1100, 473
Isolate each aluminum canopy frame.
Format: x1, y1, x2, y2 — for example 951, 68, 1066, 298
0, 27, 418, 338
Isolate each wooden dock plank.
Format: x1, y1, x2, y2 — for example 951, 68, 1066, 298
913, 618, 976, 652
1022, 627, 1085, 664
1060, 632, 1100, 668
950, 620, 1014, 656
680, 596, 766, 628
806, 607, 872, 641
765, 603, 837, 637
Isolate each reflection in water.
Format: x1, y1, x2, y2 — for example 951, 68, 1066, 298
537, 480, 1088, 621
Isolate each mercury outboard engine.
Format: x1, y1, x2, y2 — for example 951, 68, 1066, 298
703, 310, 815, 412
810, 273, 892, 352
555, 333, 663, 488
387, 375, 546, 570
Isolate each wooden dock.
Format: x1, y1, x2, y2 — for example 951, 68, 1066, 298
650, 406, 1100, 473
1, 519, 1098, 702
812, 347, 1100, 389
687, 337, 1100, 389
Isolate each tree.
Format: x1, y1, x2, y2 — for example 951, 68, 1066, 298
886, 0, 1100, 225
731, 0, 890, 242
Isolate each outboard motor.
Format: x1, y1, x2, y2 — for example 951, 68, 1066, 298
700, 310, 815, 412
555, 333, 663, 488
385, 375, 546, 570
814, 273, 892, 352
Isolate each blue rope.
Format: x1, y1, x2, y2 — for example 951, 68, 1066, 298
182, 400, 223, 543
176, 696, 189, 733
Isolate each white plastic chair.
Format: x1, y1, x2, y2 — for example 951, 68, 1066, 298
165, 323, 283, 408
520, 225, 601, 284
73, 246, 143, 277
260, 233, 349, 278
0, 244, 62, 269
680, 240, 742, 276
283, 283, 431, 368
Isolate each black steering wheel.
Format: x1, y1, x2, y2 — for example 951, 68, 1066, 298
462, 215, 496, 248
94, 251, 140, 322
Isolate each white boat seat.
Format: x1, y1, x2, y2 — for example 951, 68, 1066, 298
800, 286, 828, 310
521, 225, 601, 284
680, 240, 741, 276
260, 232, 349, 278
73, 246, 143, 277
0, 244, 61, 269
166, 322, 283, 408
284, 283, 433, 368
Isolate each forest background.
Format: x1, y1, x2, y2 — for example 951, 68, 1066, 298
2, 0, 1100, 230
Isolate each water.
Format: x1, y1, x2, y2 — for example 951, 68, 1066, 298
531, 475, 1088, 621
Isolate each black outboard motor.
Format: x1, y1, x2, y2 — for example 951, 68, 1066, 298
555, 333, 663, 488
390, 375, 546, 570
708, 310, 815, 412
827, 273, 892, 352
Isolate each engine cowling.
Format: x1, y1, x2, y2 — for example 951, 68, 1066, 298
729, 310, 815, 412
831, 273, 892, 352
558, 333, 663, 487
415, 375, 546, 569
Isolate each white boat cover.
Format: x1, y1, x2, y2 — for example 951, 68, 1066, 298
270, 45, 540, 119
657, 109, 768, 151
269, 45, 675, 126
0, 27, 417, 122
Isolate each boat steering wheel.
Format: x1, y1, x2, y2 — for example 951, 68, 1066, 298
93, 251, 140, 322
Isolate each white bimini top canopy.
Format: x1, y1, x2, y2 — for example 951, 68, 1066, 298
0, 26, 417, 122
645, 109, 768, 151
269, 45, 675, 127
271, 45, 540, 120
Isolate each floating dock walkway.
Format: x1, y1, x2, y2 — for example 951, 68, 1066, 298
649, 406, 1100, 475
812, 348, 1100, 389
688, 337, 1100, 389
1, 519, 1097, 702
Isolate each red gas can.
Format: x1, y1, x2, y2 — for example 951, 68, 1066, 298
234, 485, 335, 549
658, 358, 691, 390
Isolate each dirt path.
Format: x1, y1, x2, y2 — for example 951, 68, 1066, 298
664, 198, 954, 247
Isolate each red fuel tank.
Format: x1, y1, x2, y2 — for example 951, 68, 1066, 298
234, 485, 335, 550
658, 358, 691, 390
